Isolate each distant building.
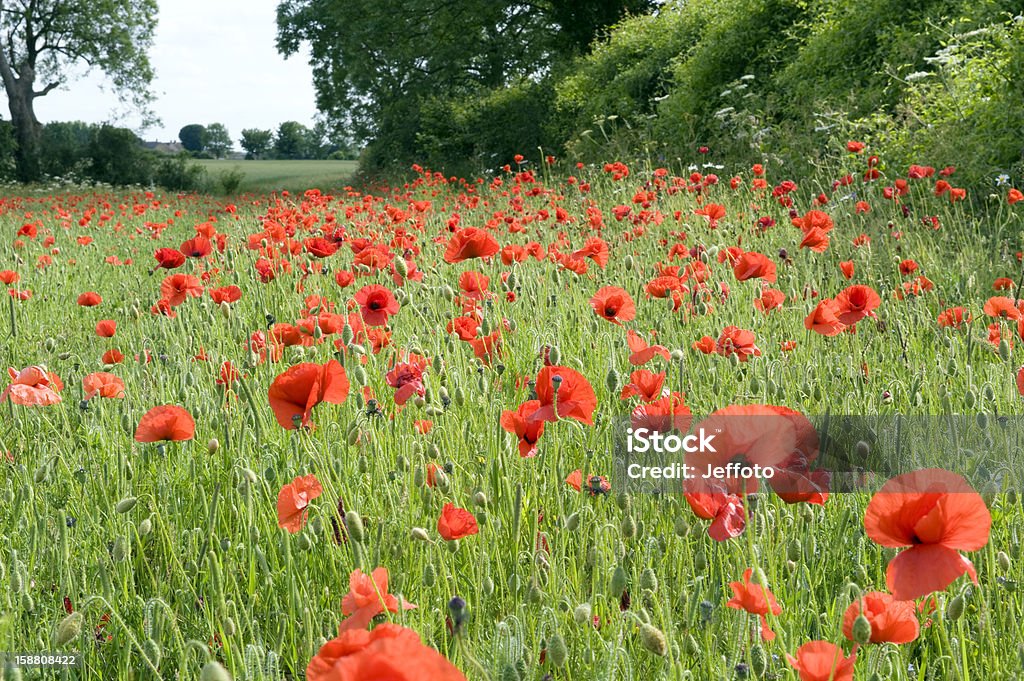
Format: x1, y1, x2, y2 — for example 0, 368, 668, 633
141, 141, 185, 154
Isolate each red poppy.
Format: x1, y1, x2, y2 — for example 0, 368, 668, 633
277, 474, 323, 533
786, 641, 855, 681
0, 270, 19, 285
83, 372, 126, 400
268, 360, 350, 429
444, 227, 499, 263
1009, 188, 1023, 205
864, 469, 991, 600
437, 502, 479, 541
727, 568, 783, 641
180, 236, 212, 258
338, 567, 417, 632
500, 400, 545, 457
77, 291, 102, 306
153, 248, 186, 270
733, 251, 776, 283
754, 288, 785, 313
847, 141, 865, 153
160, 273, 204, 307
304, 237, 339, 258
209, 285, 242, 304
354, 285, 400, 327
134, 405, 195, 442
386, 357, 428, 406
983, 296, 1021, 320
805, 299, 846, 336
839, 261, 854, 279
842, 592, 919, 644
833, 285, 880, 327
716, 326, 761, 361
528, 366, 597, 425
619, 369, 665, 402
626, 330, 670, 365
799, 227, 830, 253
685, 483, 746, 542
306, 623, 466, 681
95, 320, 117, 338
571, 237, 610, 268
590, 286, 636, 325
335, 270, 355, 288
2, 366, 63, 406
457, 271, 491, 300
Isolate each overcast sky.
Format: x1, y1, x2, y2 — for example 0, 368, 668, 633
33, 0, 318, 146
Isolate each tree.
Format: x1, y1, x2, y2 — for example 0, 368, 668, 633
205, 122, 232, 158
239, 128, 273, 159
275, 0, 653, 168
273, 120, 309, 159
0, 0, 158, 182
178, 124, 207, 153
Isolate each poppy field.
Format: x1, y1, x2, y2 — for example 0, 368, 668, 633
2, 151, 1024, 680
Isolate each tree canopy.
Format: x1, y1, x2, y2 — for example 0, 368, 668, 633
275, 0, 652, 169
0, 0, 158, 181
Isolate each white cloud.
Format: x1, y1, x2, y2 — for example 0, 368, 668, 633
30, 0, 319, 145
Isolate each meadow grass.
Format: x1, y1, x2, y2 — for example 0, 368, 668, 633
194, 160, 358, 195
0, 159, 1023, 680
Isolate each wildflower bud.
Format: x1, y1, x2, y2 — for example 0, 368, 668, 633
115, 496, 137, 514
640, 568, 658, 592
965, 390, 977, 409
624, 255, 634, 270
206, 438, 220, 455
473, 491, 488, 507
55, 611, 83, 646
345, 511, 365, 543
142, 638, 162, 666
547, 633, 568, 667
998, 550, 1012, 571
585, 545, 597, 568
112, 536, 129, 562
639, 624, 667, 656
752, 567, 770, 588
999, 339, 1012, 361
977, 412, 989, 430
527, 583, 544, 604
564, 512, 580, 531
482, 575, 495, 595
548, 345, 561, 366
448, 596, 468, 629
621, 515, 637, 540
199, 661, 232, 681
610, 565, 628, 597
423, 563, 436, 587
750, 644, 767, 676
411, 527, 430, 542
33, 464, 48, 484
139, 517, 153, 536
852, 614, 872, 644
616, 491, 632, 512
684, 633, 701, 655
694, 551, 707, 573
786, 539, 802, 562
606, 367, 620, 393
573, 603, 592, 626
441, 285, 454, 301
946, 595, 965, 621
454, 385, 466, 406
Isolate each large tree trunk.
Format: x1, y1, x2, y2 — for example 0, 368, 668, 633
7, 79, 42, 183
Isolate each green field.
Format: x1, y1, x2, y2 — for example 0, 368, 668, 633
195, 159, 358, 194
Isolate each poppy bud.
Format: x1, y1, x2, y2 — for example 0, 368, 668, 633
199, 661, 232, 681
965, 390, 977, 409
946, 595, 965, 621
605, 368, 620, 393
640, 568, 658, 592
998, 550, 1012, 571
639, 624, 667, 656
33, 463, 48, 483
610, 565, 628, 597
752, 567, 769, 588
481, 575, 494, 595
345, 511, 365, 543
527, 583, 544, 604
411, 527, 430, 542
423, 563, 436, 587
112, 536, 129, 562
115, 497, 137, 514
441, 285, 454, 301
621, 514, 637, 540
750, 644, 767, 676
977, 412, 989, 430
55, 611, 83, 646
473, 491, 488, 507
142, 638, 162, 667
982, 480, 998, 507
585, 545, 597, 568
673, 515, 689, 536
547, 634, 568, 667
852, 614, 872, 644
786, 538, 802, 562
139, 516, 153, 536
573, 603, 592, 626
999, 339, 1011, 361
616, 492, 632, 512
548, 345, 561, 366
564, 512, 580, 531
454, 385, 466, 406
694, 550, 708, 573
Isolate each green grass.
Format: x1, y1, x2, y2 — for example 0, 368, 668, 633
0, 158, 1023, 680
195, 159, 358, 194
